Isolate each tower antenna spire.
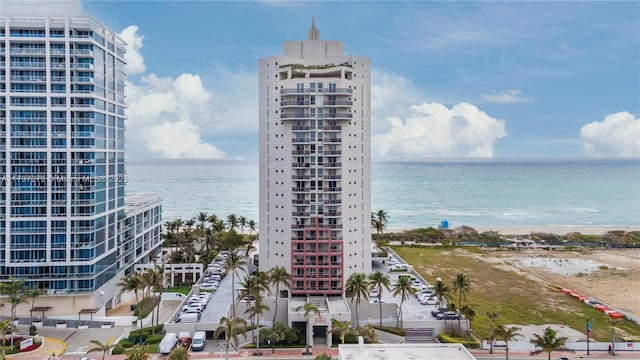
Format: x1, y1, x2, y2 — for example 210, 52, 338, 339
308, 17, 319, 40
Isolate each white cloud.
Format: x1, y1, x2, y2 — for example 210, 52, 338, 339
580, 112, 640, 158
119, 25, 145, 76
144, 117, 225, 159
372, 102, 507, 158
481, 89, 534, 104
119, 26, 227, 159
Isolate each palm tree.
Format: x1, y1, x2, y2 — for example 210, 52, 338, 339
430, 280, 450, 311
391, 276, 415, 328
269, 266, 290, 325
452, 273, 471, 335
329, 319, 355, 344
125, 345, 150, 360
225, 252, 247, 318
460, 305, 476, 334
215, 316, 248, 360
196, 212, 208, 230
296, 302, 320, 355
0, 319, 14, 359
117, 274, 144, 332
247, 219, 257, 236
246, 298, 269, 353
530, 326, 569, 360
141, 264, 165, 331
0, 277, 29, 322
87, 337, 117, 360
27, 287, 43, 324
358, 324, 378, 343
368, 271, 391, 326
486, 312, 499, 354
227, 214, 239, 231
239, 216, 247, 234
495, 325, 522, 360
372, 209, 388, 235
345, 272, 370, 327
168, 346, 190, 360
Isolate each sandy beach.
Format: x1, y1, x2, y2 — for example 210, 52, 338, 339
388, 225, 640, 235
475, 225, 640, 235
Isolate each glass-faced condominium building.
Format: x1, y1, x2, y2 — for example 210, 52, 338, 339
259, 19, 372, 296
0, 6, 162, 312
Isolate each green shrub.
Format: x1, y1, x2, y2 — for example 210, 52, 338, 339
112, 344, 125, 355
315, 354, 332, 360
119, 340, 134, 349
437, 333, 480, 349
146, 333, 164, 344
29, 325, 37, 336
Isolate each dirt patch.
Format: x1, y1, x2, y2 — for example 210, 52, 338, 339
483, 248, 640, 317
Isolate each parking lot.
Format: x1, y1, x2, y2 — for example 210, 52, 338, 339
373, 254, 446, 322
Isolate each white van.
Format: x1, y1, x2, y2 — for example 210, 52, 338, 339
159, 333, 178, 354
191, 331, 206, 351
178, 312, 199, 323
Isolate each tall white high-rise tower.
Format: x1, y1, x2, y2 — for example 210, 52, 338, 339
259, 18, 371, 297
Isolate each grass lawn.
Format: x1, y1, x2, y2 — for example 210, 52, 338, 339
166, 286, 192, 296
392, 246, 640, 341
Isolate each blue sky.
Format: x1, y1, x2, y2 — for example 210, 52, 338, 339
7, 0, 640, 159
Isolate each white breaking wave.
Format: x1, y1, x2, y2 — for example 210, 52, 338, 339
562, 207, 601, 213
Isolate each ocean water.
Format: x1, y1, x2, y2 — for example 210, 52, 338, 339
125, 159, 640, 229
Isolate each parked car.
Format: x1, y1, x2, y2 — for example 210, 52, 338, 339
436, 311, 461, 320
390, 264, 408, 271
431, 308, 446, 317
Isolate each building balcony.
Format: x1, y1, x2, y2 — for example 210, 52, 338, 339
292, 199, 310, 204
323, 125, 342, 131
292, 212, 310, 217
291, 151, 312, 157
325, 88, 353, 94
324, 162, 342, 168
280, 88, 312, 95
324, 187, 342, 192
10, 48, 46, 55
280, 112, 312, 119
281, 100, 310, 107
71, 63, 94, 70
291, 162, 310, 168
292, 138, 313, 143
324, 138, 342, 143
50, 49, 66, 55
291, 126, 311, 131
50, 76, 66, 82
10, 131, 47, 137
292, 187, 310, 193
292, 174, 310, 180
70, 49, 94, 57
70, 77, 94, 83
50, 63, 67, 69
324, 100, 353, 106
10, 62, 46, 68
325, 113, 352, 119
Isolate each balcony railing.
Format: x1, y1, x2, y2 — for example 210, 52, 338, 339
324, 100, 353, 106
325, 113, 352, 119
281, 100, 310, 106
281, 113, 312, 119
